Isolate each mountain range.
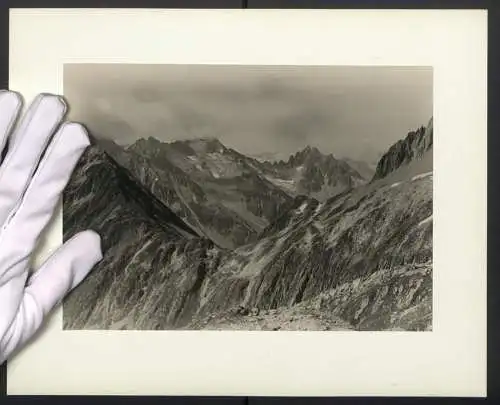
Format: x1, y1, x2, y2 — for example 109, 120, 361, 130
62, 118, 433, 331
97, 136, 369, 248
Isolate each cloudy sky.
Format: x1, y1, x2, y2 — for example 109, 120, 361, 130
64, 64, 432, 163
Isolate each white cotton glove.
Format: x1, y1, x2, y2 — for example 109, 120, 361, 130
0, 91, 103, 364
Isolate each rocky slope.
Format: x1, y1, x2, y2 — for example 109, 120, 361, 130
192, 158, 432, 325
63, 119, 432, 331
187, 262, 431, 331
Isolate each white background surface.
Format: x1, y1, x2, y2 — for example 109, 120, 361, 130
8, 9, 487, 396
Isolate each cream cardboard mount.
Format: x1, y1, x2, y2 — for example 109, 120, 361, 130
6, 8, 487, 396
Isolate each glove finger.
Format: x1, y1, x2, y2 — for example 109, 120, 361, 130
0, 230, 102, 363
3, 121, 90, 263
0, 91, 22, 157
0, 94, 66, 227
0, 266, 29, 364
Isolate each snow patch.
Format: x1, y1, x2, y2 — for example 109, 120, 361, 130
411, 171, 433, 181
264, 175, 297, 194
270, 177, 294, 185
297, 202, 308, 214
314, 203, 324, 214
390, 182, 401, 188
418, 215, 433, 227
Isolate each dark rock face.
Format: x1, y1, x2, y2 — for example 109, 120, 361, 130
372, 118, 433, 181
63, 120, 433, 331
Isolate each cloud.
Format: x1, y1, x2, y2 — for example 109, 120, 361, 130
63, 64, 432, 162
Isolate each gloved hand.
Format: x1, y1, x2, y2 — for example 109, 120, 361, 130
0, 91, 103, 364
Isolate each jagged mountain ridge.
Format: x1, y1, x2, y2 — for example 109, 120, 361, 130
372, 118, 433, 181
129, 136, 367, 202
63, 119, 432, 331
249, 145, 367, 200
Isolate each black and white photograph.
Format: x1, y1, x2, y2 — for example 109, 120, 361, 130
62, 64, 433, 332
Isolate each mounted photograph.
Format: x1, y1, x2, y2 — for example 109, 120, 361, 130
62, 63, 433, 332
8, 8, 486, 397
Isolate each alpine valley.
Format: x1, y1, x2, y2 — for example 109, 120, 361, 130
62, 118, 433, 331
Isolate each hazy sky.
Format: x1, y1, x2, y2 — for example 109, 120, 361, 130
64, 64, 432, 163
